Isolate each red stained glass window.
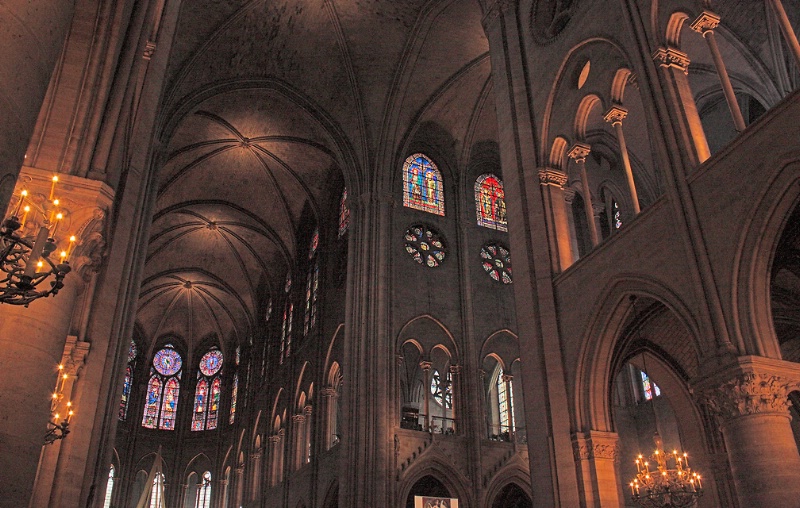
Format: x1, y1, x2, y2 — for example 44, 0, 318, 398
475, 174, 507, 231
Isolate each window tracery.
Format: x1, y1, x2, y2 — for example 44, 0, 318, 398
338, 187, 350, 237
281, 272, 294, 364
195, 471, 211, 508
103, 465, 114, 508
230, 345, 240, 424
305, 228, 320, 336
480, 243, 512, 284
142, 345, 182, 430
404, 225, 446, 267
430, 369, 453, 409
192, 348, 223, 431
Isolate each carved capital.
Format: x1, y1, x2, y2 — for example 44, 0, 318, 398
481, 0, 517, 32
652, 47, 691, 73
538, 167, 568, 187
501, 374, 514, 383
449, 364, 462, 375
694, 356, 800, 423
690, 11, 720, 35
701, 372, 793, 420
592, 203, 605, 217
291, 414, 305, 424
303, 405, 313, 416
567, 142, 591, 163
603, 105, 628, 126
419, 361, 433, 371
250, 451, 263, 461
268, 434, 282, 444
321, 387, 338, 398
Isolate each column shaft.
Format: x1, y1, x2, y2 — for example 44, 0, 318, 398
579, 162, 599, 247
704, 31, 747, 132
612, 122, 641, 214
768, 0, 800, 69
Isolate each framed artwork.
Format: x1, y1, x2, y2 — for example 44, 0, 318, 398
414, 496, 459, 508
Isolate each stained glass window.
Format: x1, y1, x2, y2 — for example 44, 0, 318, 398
480, 243, 512, 284
103, 465, 114, 508
229, 373, 238, 424
196, 471, 211, 508
475, 174, 507, 231
338, 187, 350, 237
305, 229, 320, 336
142, 345, 182, 430
192, 348, 223, 431
641, 371, 661, 401
430, 369, 453, 409
285, 272, 292, 293
265, 298, 272, 322
404, 225, 446, 267
160, 378, 180, 430
402, 153, 444, 215
120, 341, 136, 420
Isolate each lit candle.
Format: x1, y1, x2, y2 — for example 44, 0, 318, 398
683, 452, 689, 468
630, 482, 635, 495
67, 409, 74, 423
49, 175, 58, 201
64, 235, 76, 260
50, 212, 63, 236
13, 190, 28, 216
23, 226, 50, 277
21, 205, 30, 228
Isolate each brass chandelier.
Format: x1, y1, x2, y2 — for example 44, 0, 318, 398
630, 432, 703, 508
0, 176, 73, 306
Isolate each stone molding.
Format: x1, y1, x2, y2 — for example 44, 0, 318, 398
538, 167, 568, 187
690, 11, 720, 35
61, 335, 90, 377
562, 187, 577, 204
143, 41, 157, 60
694, 356, 800, 422
571, 431, 620, 462
603, 105, 629, 126
652, 47, 691, 73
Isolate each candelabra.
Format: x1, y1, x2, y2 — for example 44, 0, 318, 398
0, 176, 74, 305
629, 433, 703, 507
44, 363, 75, 445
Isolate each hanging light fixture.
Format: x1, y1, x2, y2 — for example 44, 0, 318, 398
44, 363, 74, 445
0, 176, 72, 306
627, 296, 703, 508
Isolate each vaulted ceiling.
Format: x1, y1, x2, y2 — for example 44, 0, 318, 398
136, 0, 494, 355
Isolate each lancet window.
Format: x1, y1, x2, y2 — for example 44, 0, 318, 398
195, 471, 212, 508
475, 174, 507, 231
304, 228, 320, 336
640, 370, 661, 401
338, 187, 350, 237
149, 472, 165, 508
103, 465, 114, 508
192, 348, 223, 431
402, 153, 444, 215
142, 344, 182, 430
280, 271, 294, 364
230, 346, 240, 425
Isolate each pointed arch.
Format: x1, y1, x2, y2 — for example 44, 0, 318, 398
402, 153, 445, 216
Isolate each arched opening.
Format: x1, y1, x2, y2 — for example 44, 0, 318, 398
405, 475, 452, 508
699, 92, 767, 154
491, 483, 533, 508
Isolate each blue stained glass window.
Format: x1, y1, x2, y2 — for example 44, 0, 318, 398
142, 345, 182, 430
402, 154, 444, 216
192, 348, 223, 431
120, 340, 136, 421
641, 370, 661, 401
475, 174, 507, 231
199, 350, 223, 376
305, 229, 320, 336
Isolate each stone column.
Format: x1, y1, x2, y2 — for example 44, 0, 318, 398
321, 386, 338, 449
291, 414, 305, 470
303, 405, 313, 463
234, 464, 245, 507
695, 356, 800, 507
568, 143, 599, 247
537, 167, 574, 271
249, 451, 262, 501
652, 47, 711, 164
0, 168, 110, 508
0, 0, 76, 210
766, 0, 800, 69
602, 106, 641, 214
572, 431, 622, 508
448, 364, 460, 433
420, 361, 432, 431
690, 11, 747, 132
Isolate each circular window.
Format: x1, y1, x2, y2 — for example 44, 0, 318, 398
481, 244, 512, 284
404, 225, 446, 267
153, 347, 182, 376
199, 349, 223, 376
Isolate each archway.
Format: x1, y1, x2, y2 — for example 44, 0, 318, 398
491, 483, 532, 508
